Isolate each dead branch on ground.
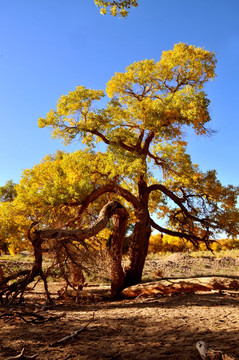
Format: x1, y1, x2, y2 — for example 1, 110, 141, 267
0, 309, 66, 324
5, 347, 39, 360
50, 312, 95, 347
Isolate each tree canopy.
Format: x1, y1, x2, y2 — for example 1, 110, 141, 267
38, 43, 238, 276
1, 43, 238, 299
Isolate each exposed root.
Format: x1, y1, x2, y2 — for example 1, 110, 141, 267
5, 347, 39, 360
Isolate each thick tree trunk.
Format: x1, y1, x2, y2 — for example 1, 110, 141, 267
0, 265, 3, 283
124, 177, 151, 288
110, 207, 129, 298
124, 208, 151, 287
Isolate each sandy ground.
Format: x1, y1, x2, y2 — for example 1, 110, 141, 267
1, 254, 239, 360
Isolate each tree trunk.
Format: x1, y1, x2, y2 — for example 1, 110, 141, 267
0, 265, 3, 283
124, 177, 151, 288
0, 230, 52, 304
110, 207, 129, 298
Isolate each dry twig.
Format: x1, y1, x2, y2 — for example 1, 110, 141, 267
50, 312, 95, 347
5, 347, 39, 360
0, 310, 66, 324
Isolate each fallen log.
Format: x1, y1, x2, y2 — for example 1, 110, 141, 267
121, 276, 239, 298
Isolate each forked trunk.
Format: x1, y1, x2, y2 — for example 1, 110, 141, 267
124, 207, 151, 287
124, 177, 151, 287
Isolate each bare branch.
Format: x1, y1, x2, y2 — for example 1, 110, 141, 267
149, 217, 213, 249
50, 312, 95, 347
39, 199, 133, 244
64, 182, 141, 228
142, 131, 155, 154
5, 348, 39, 360
90, 128, 137, 153
148, 183, 211, 226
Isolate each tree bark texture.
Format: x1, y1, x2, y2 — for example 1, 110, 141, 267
38, 201, 125, 243
0, 265, 3, 283
110, 207, 129, 298
124, 178, 151, 287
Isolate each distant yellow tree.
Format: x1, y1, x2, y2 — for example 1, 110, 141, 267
149, 234, 239, 253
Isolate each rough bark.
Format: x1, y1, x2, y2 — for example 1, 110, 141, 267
124, 207, 151, 287
61, 183, 151, 291
110, 206, 129, 298
0, 265, 3, 283
124, 177, 151, 287
122, 276, 239, 298
38, 201, 126, 243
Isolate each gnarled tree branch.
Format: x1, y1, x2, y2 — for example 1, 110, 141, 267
150, 217, 213, 249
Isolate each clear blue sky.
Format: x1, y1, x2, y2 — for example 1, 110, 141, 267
0, 0, 238, 187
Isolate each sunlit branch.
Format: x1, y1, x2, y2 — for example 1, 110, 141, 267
148, 184, 212, 226
150, 218, 213, 249
63, 182, 140, 228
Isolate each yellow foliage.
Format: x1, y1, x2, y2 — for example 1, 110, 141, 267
149, 234, 191, 253
94, 0, 138, 17
8, 239, 27, 256
1, 43, 237, 258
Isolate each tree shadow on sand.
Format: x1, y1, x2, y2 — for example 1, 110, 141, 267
1, 291, 239, 360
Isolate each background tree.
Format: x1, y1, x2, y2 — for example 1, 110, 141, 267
0, 180, 19, 253
0, 180, 17, 203
38, 43, 239, 289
